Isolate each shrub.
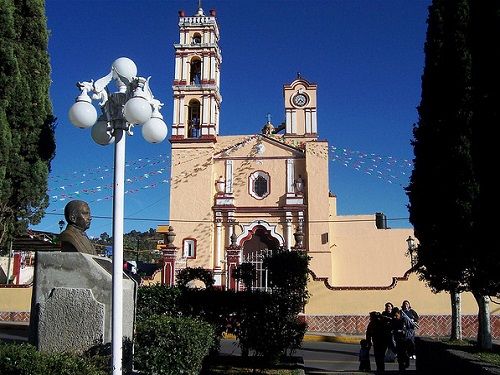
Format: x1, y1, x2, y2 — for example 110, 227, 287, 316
236, 291, 307, 362
235, 250, 310, 362
136, 283, 182, 320
0, 342, 108, 375
135, 315, 215, 375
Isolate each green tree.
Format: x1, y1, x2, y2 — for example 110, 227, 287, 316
122, 228, 160, 263
406, 0, 498, 349
92, 228, 161, 262
0, 0, 55, 248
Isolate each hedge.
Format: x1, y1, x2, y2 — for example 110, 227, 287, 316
134, 315, 215, 375
0, 343, 108, 375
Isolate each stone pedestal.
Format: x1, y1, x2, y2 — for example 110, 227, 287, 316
29, 252, 137, 354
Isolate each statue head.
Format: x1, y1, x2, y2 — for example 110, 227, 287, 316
64, 200, 92, 231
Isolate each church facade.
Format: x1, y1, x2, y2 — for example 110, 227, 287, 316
153, 5, 500, 339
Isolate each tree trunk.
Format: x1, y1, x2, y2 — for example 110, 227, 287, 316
473, 292, 492, 350
450, 289, 462, 340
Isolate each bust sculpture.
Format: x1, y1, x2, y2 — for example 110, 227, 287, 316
59, 200, 97, 255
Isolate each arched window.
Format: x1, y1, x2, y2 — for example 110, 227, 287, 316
192, 33, 202, 45
190, 59, 201, 84
188, 99, 201, 138
249, 171, 270, 199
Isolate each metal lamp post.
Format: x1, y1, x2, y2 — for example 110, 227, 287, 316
406, 235, 416, 267
68, 57, 168, 374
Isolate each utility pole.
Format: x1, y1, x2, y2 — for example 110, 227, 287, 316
5, 241, 13, 284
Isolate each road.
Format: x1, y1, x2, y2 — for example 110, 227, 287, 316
220, 338, 417, 374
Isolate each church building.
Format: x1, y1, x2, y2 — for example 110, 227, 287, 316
152, 5, 499, 339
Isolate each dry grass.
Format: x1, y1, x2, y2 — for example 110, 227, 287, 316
441, 338, 500, 367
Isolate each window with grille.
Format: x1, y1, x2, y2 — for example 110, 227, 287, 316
249, 171, 270, 199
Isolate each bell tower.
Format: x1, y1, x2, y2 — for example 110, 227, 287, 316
283, 74, 318, 138
171, 5, 222, 141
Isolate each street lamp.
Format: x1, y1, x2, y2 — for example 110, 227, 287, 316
406, 235, 416, 267
68, 57, 167, 375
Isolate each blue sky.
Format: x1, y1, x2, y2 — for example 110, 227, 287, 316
33, 0, 430, 238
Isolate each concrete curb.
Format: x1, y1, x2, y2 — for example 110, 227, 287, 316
223, 331, 362, 345
303, 333, 363, 344
0, 321, 29, 330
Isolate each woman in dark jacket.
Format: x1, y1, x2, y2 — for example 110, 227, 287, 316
366, 311, 389, 372
391, 307, 415, 371
401, 300, 419, 358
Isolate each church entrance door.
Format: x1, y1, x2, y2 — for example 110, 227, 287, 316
241, 226, 280, 291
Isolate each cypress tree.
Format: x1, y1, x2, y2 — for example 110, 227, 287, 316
407, 0, 498, 348
0, 0, 55, 247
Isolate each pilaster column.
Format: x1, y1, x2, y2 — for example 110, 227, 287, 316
286, 215, 293, 251
181, 56, 188, 82
225, 160, 233, 194
203, 55, 209, 82
286, 159, 295, 195
202, 95, 209, 125
285, 109, 292, 133
175, 56, 182, 81
215, 216, 222, 269
311, 109, 318, 133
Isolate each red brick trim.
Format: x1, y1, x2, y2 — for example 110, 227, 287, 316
169, 136, 217, 143
0, 311, 30, 322
303, 314, 500, 339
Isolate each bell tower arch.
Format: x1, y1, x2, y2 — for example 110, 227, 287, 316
171, 5, 222, 141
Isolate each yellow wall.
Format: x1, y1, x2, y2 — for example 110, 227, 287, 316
330, 215, 414, 286
306, 272, 482, 316
169, 142, 215, 268
305, 141, 331, 277
0, 287, 32, 311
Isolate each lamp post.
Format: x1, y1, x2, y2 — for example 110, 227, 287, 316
58, 219, 65, 233
406, 235, 416, 267
68, 57, 167, 375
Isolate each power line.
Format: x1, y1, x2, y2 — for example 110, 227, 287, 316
42, 211, 409, 224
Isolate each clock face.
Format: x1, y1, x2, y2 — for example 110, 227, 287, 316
293, 93, 308, 107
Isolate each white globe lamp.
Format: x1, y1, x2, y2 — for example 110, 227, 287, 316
142, 116, 168, 143
123, 96, 152, 124
69, 100, 97, 129
112, 57, 137, 82
91, 115, 115, 145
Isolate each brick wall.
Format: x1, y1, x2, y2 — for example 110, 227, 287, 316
0, 311, 30, 322
304, 314, 500, 339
